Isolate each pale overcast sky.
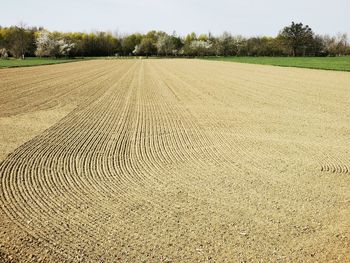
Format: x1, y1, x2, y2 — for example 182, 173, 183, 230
1, 0, 349, 36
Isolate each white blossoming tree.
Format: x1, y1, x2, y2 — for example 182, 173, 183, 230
57, 39, 76, 57
35, 30, 58, 57
189, 40, 212, 56
35, 30, 75, 57
0, 48, 9, 59
156, 35, 176, 56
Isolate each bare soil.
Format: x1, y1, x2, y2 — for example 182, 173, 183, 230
0, 59, 349, 262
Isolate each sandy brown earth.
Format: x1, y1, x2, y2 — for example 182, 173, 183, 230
0, 59, 349, 262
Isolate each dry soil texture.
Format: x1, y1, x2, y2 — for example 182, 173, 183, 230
0, 59, 349, 262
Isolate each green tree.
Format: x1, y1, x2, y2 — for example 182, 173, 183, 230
122, 33, 142, 55
135, 37, 157, 56
170, 34, 183, 56
217, 32, 244, 56
279, 22, 314, 56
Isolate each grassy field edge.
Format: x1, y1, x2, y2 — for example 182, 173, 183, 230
199, 56, 350, 72
0, 57, 89, 68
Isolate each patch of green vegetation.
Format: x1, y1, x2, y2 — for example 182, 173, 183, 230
0, 57, 83, 68
200, 56, 350, 72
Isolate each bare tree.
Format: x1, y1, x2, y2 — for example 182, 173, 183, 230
7, 22, 32, 58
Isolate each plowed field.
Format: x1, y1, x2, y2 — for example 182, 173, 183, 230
0, 59, 349, 262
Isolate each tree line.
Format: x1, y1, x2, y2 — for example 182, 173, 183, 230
0, 22, 349, 59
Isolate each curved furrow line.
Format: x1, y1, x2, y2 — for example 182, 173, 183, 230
148, 62, 245, 168
0, 94, 149, 258
151, 61, 294, 173
35, 62, 138, 200
138, 97, 248, 212
1, 136, 100, 243
124, 62, 243, 204
330, 156, 350, 174
0, 154, 76, 260
319, 152, 350, 174
67, 65, 176, 224
58, 61, 207, 218
138, 86, 198, 172
86, 71, 151, 204
122, 62, 193, 212
105, 68, 168, 211
144, 89, 220, 177
1, 60, 131, 195
39, 62, 161, 217
0, 61, 141, 245
110, 64, 204, 215
21, 159, 99, 255
287, 140, 350, 176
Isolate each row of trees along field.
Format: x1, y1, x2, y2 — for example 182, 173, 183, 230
0, 22, 349, 59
